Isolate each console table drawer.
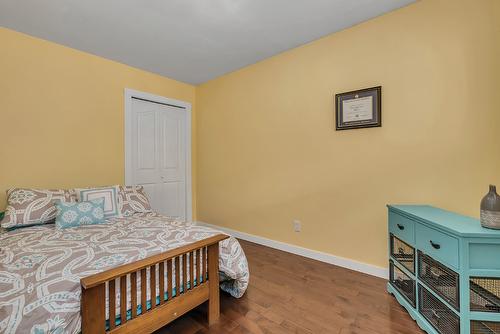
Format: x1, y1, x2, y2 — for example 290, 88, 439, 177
419, 284, 460, 334
471, 320, 500, 334
389, 211, 415, 244
418, 251, 460, 311
470, 277, 500, 313
416, 223, 459, 269
390, 234, 415, 274
389, 260, 416, 307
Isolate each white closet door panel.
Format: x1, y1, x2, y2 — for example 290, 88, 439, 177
160, 109, 185, 182
162, 116, 179, 170
132, 99, 159, 184
159, 181, 186, 219
137, 112, 156, 169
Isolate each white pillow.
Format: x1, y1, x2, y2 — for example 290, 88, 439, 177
75, 185, 121, 218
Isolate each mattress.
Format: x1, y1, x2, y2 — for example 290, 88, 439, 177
0, 212, 249, 334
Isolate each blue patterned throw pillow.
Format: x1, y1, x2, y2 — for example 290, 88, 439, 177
55, 199, 105, 229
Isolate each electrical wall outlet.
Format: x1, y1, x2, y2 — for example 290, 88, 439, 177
293, 219, 301, 232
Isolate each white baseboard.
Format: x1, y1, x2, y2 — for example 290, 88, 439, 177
196, 221, 389, 279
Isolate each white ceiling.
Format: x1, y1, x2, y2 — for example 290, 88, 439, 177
0, 0, 415, 84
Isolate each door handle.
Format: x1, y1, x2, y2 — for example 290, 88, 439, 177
397, 224, 404, 230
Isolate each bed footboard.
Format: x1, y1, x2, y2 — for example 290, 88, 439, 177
80, 234, 229, 334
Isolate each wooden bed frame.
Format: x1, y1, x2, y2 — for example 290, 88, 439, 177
80, 234, 229, 334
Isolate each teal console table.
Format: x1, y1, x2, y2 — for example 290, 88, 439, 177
387, 205, 500, 334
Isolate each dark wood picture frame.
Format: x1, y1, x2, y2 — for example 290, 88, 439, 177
335, 86, 381, 130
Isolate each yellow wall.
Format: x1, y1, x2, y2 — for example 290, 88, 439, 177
0, 28, 197, 218
1, 0, 499, 269
196, 0, 500, 268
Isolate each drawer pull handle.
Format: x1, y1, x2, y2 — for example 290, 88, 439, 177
397, 224, 404, 230
430, 268, 441, 280
429, 240, 441, 250
431, 310, 441, 322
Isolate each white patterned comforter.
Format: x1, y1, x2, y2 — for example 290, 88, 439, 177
0, 213, 249, 334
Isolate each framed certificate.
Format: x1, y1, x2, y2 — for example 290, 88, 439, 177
335, 86, 381, 130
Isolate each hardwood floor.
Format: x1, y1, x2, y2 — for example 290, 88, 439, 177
156, 240, 423, 334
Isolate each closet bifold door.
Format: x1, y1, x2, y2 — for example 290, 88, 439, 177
129, 96, 189, 221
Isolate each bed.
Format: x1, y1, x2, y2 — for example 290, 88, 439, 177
0, 212, 249, 334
